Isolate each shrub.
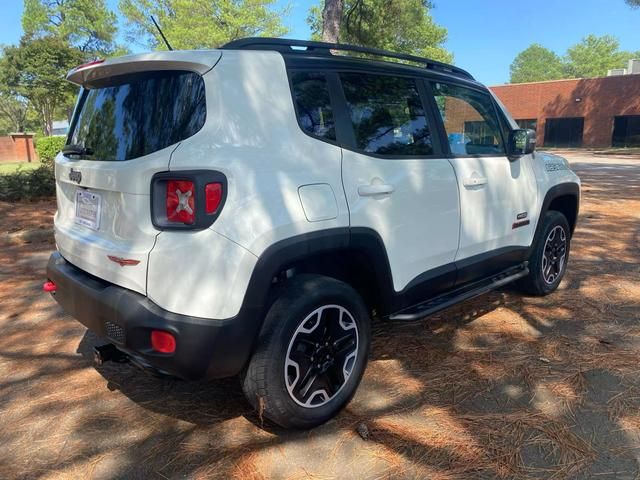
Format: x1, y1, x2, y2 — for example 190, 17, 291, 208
36, 136, 66, 168
0, 164, 55, 201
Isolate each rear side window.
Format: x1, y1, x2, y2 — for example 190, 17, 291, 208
431, 82, 505, 156
67, 70, 206, 161
340, 73, 433, 156
290, 72, 336, 141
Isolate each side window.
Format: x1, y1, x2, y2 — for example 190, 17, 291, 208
431, 82, 505, 156
290, 72, 336, 141
340, 73, 434, 156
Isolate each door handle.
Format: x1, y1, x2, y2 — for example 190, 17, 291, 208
358, 184, 395, 196
463, 176, 488, 187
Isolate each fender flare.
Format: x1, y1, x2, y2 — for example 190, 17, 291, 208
535, 182, 580, 240
222, 227, 394, 376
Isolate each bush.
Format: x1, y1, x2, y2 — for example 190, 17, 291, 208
0, 164, 55, 201
36, 136, 66, 168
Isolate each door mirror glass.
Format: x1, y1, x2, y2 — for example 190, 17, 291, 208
509, 129, 536, 156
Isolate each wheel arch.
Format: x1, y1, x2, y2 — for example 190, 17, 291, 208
241, 227, 394, 324
538, 182, 580, 238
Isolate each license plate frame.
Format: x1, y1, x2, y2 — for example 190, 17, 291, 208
74, 190, 102, 231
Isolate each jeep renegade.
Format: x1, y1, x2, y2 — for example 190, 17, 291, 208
45, 38, 580, 429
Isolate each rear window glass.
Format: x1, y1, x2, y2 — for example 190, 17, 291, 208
67, 70, 206, 161
340, 73, 434, 156
290, 72, 336, 141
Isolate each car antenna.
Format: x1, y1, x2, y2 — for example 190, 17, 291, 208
150, 15, 173, 51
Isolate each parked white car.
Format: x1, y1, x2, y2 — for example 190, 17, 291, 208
45, 38, 580, 429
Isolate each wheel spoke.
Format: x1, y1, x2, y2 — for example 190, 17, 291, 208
285, 305, 359, 408
542, 225, 568, 285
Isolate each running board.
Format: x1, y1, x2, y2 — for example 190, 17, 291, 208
388, 263, 529, 322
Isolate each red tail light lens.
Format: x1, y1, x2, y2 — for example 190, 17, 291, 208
151, 171, 226, 230
151, 330, 176, 353
205, 182, 223, 214
166, 180, 195, 224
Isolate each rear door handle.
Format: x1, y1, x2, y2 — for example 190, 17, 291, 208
463, 176, 488, 187
358, 184, 395, 196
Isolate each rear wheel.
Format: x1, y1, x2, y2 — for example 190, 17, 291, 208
242, 275, 371, 429
519, 211, 571, 295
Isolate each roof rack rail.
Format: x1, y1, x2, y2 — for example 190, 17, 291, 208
222, 38, 474, 81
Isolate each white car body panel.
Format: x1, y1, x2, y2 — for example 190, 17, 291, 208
156, 51, 348, 317
449, 154, 539, 261
147, 228, 257, 319
53, 147, 171, 294
341, 152, 460, 291
170, 51, 349, 259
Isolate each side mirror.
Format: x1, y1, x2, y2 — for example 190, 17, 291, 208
508, 129, 536, 157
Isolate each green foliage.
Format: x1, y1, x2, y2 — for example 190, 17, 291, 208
308, 0, 452, 63
36, 136, 66, 167
565, 35, 634, 78
0, 164, 55, 201
625, 0, 640, 7
0, 36, 83, 136
510, 44, 567, 83
118, 0, 289, 50
510, 35, 639, 83
22, 0, 119, 56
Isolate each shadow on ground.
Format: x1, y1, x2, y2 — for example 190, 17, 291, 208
1, 154, 639, 479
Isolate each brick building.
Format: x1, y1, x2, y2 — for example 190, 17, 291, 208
0, 133, 38, 163
490, 74, 640, 148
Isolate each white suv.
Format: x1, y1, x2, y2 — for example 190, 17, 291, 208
46, 38, 580, 429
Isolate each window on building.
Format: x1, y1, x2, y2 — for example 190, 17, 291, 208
431, 82, 505, 156
290, 72, 336, 141
339, 73, 434, 155
612, 115, 640, 147
516, 119, 537, 131
544, 118, 584, 147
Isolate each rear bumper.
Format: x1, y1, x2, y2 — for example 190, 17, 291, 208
46, 251, 255, 380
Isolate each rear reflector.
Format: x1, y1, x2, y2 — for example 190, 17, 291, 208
166, 180, 195, 224
43, 281, 57, 293
205, 182, 223, 214
151, 330, 176, 353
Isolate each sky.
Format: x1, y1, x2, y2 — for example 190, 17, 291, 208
1, 0, 638, 85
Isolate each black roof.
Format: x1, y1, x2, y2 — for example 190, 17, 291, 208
222, 37, 475, 82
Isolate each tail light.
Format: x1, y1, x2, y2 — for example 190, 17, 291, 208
151, 171, 227, 230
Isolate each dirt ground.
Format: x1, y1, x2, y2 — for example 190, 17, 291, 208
0, 151, 639, 479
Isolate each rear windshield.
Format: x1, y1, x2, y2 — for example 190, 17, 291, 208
66, 70, 206, 161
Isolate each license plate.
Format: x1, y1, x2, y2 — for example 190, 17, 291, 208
75, 190, 102, 230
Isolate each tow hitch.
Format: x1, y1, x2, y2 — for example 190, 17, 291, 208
93, 344, 129, 366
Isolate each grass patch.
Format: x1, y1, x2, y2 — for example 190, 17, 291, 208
0, 162, 41, 174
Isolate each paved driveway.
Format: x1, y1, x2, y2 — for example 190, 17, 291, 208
1, 151, 639, 479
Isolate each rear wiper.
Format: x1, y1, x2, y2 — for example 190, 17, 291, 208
62, 144, 94, 156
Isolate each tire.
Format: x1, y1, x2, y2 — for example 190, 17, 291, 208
242, 274, 371, 429
519, 210, 571, 296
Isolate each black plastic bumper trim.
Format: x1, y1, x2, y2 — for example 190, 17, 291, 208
46, 251, 254, 380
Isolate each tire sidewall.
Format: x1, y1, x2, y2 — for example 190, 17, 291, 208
255, 276, 371, 427
531, 211, 571, 294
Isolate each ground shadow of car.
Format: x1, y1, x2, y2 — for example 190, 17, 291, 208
73, 290, 511, 434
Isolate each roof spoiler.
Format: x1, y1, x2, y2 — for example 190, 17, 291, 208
66, 51, 222, 88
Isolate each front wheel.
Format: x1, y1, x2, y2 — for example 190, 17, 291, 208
242, 275, 371, 429
519, 211, 571, 296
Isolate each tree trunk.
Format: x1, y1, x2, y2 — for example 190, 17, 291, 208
321, 0, 344, 43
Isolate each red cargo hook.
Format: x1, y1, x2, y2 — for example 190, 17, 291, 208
43, 281, 57, 293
